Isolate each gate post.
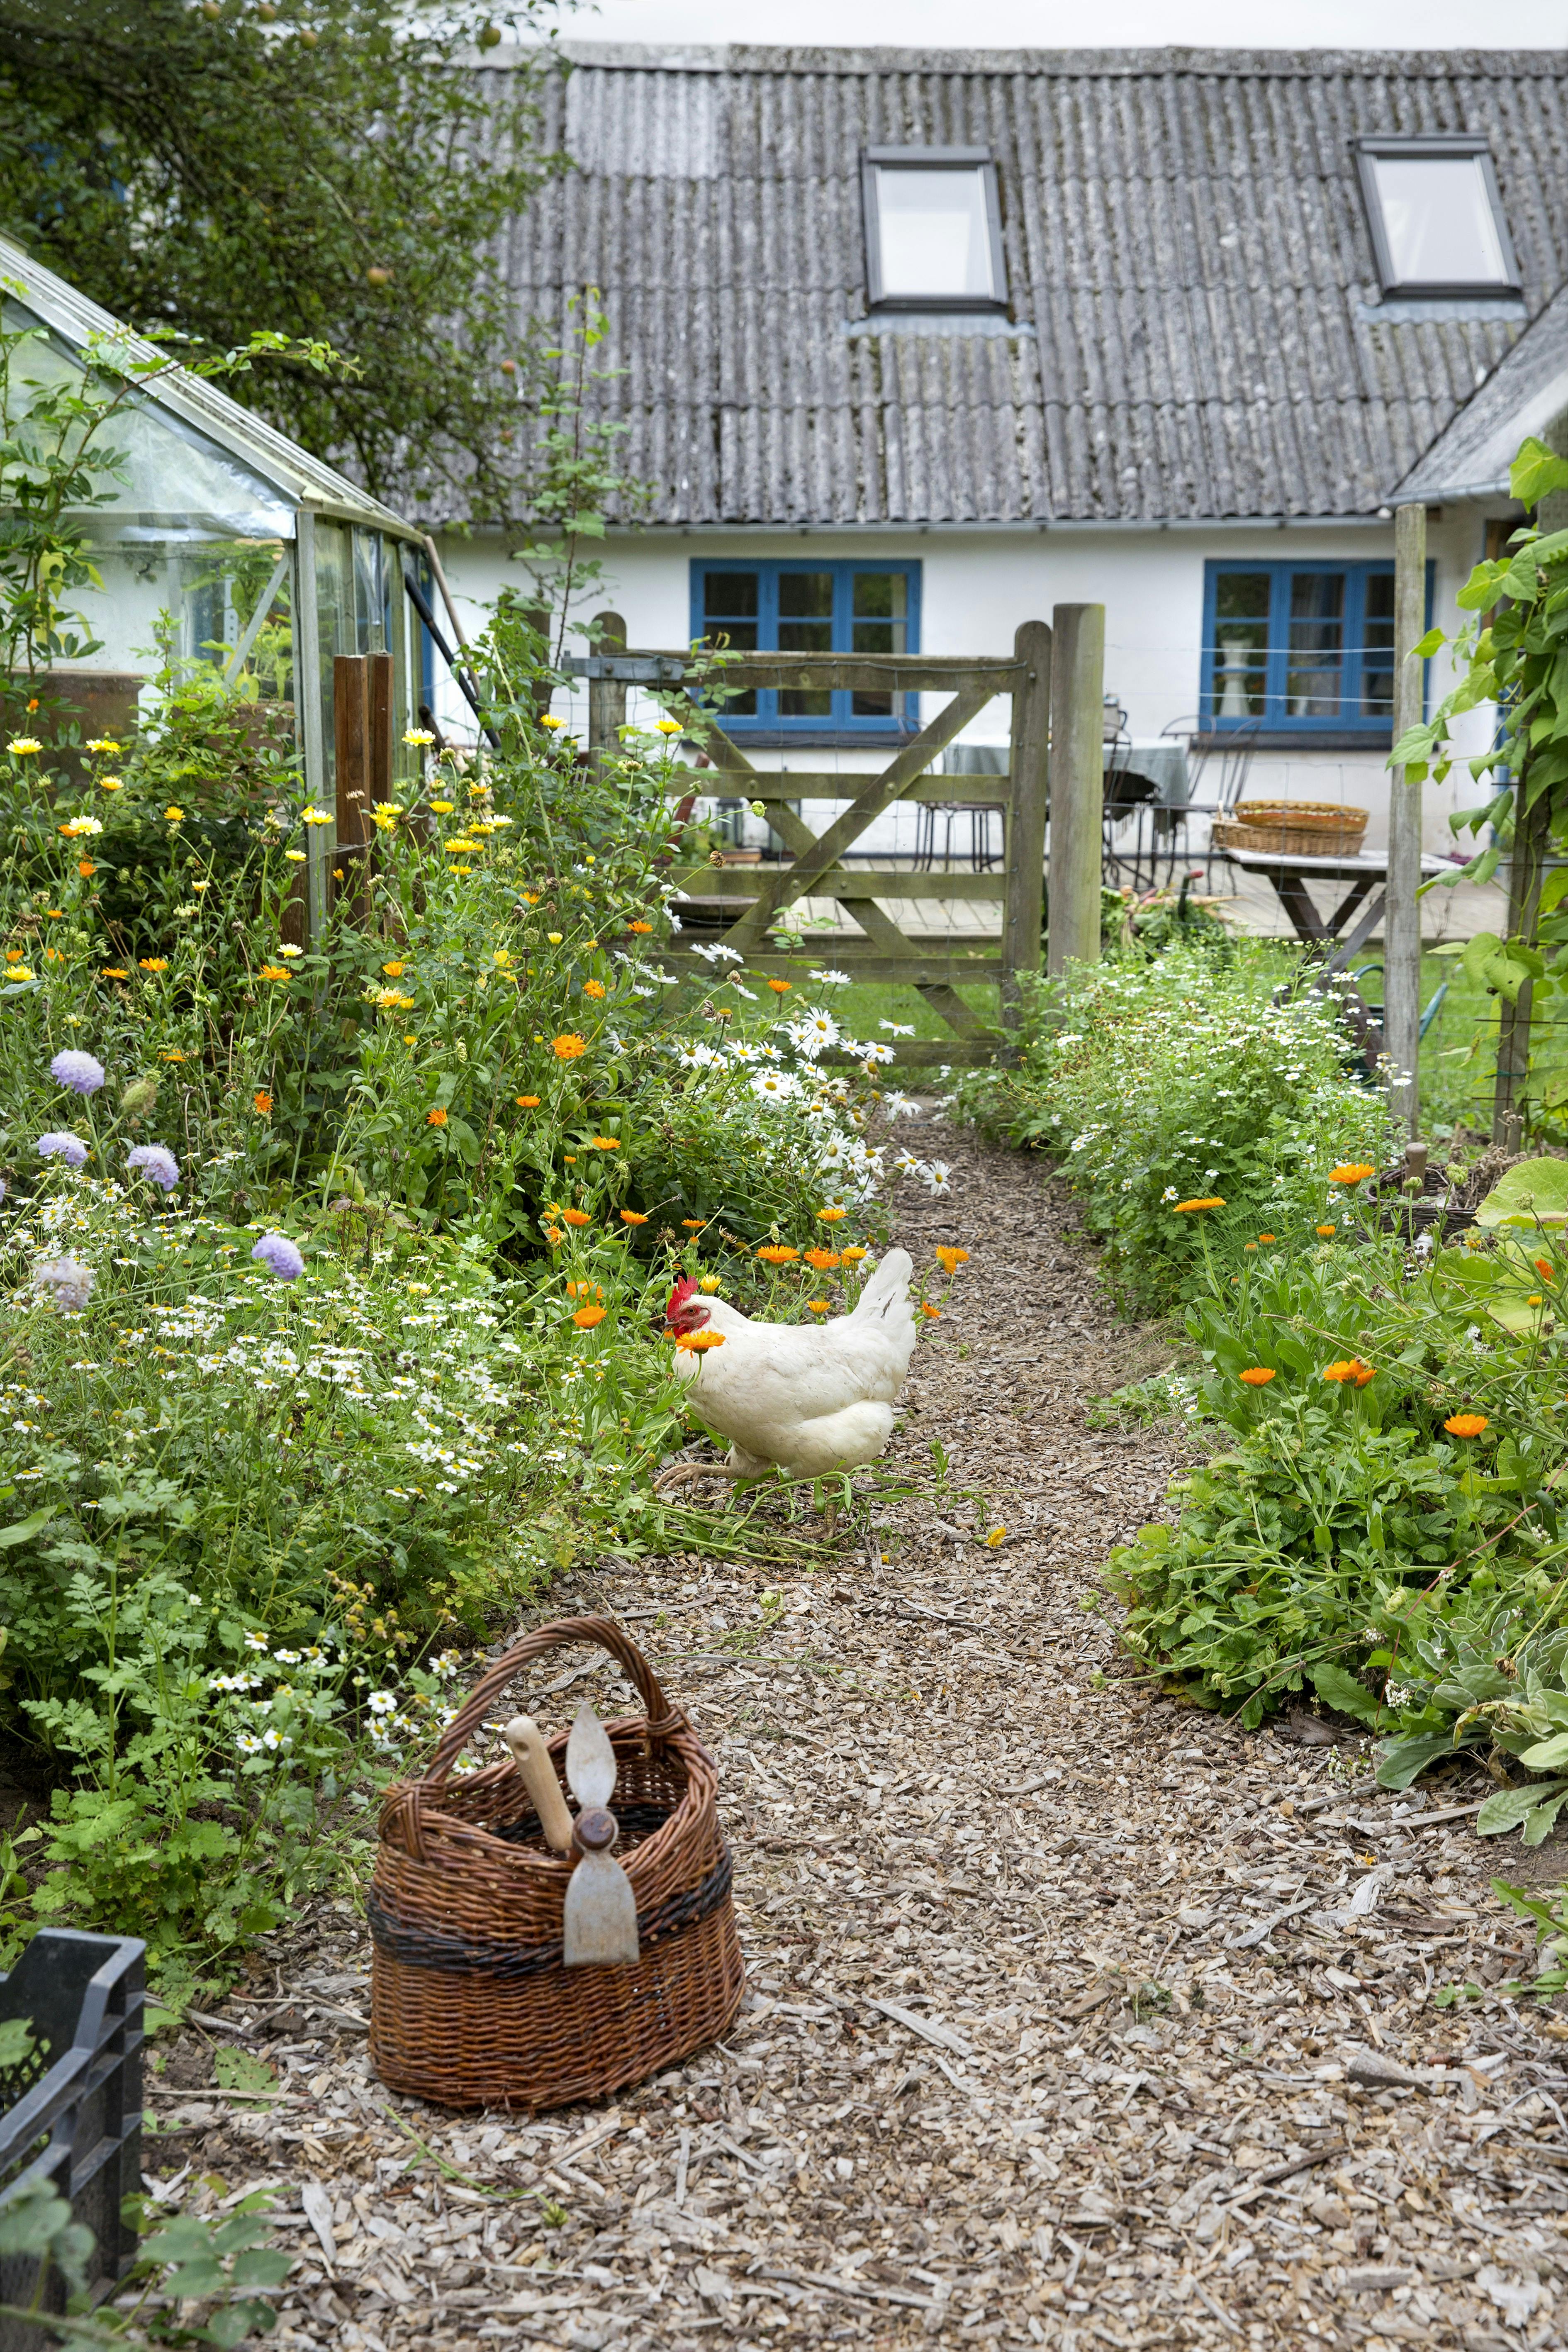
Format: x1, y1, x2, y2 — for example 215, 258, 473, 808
1046, 603, 1106, 976
1385, 501, 1427, 1133
1001, 619, 1052, 1036
588, 611, 627, 779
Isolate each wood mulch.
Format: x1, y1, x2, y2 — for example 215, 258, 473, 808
145, 1121, 1568, 2351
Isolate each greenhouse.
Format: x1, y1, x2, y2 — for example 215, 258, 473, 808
0, 232, 431, 935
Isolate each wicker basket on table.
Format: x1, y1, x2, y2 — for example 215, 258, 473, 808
1212, 801, 1369, 857
370, 1616, 742, 2111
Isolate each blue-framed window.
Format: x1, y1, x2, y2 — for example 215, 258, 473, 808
1201, 561, 1419, 734
689, 561, 921, 736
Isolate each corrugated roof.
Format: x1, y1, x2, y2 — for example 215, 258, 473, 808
489, 44, 1568, 526
1392, 284, 1568, 504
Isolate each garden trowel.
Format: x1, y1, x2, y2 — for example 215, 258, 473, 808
561, 1701, 640, 1968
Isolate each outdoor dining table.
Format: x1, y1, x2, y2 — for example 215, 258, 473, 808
1215, 843, 1454, 962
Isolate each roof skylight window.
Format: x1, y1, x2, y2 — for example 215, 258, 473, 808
862, 148, 1006, 311
1356, 137, 1517, 296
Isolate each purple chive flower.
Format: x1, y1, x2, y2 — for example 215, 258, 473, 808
252, 1232, 304, 1282
37, 1131, 88, 1169
32, 1256, 94, 1312
126, 1143, 180, 1192
49, 1049, 105, 1096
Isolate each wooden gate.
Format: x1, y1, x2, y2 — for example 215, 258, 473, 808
570, 619, 1055, 1070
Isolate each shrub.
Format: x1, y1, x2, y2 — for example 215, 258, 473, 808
950, 944, 1397, 1307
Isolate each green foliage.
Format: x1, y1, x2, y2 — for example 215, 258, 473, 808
0, 2183, 294, 2348
949, 943, 1395, 1307
0, 0, 564, 518
1097, 1148, 1568, 1795
1393, 433, 1568, 1133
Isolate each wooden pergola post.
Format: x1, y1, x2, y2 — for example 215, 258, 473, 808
1045, 603, 1106, 976
1384, 502, 1427, 1133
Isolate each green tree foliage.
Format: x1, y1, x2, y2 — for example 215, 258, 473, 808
0, 0, 564, 518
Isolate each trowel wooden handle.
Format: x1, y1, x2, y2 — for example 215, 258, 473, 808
502, 1715, 575, 1852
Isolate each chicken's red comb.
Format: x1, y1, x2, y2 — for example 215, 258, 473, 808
666, 1277, 698, 1321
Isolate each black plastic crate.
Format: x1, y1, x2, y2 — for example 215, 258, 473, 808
0, 1930, 144, 2350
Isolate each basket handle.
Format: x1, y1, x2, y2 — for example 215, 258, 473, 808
421, 1615, 683, 1796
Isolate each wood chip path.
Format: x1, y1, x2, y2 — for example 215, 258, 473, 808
147, 1123, 1568, 2352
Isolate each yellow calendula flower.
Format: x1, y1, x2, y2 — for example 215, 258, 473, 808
430, 799, 455, 814
7, 737, 41, 757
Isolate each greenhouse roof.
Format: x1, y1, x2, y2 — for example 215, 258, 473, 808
0, 232, 417, 542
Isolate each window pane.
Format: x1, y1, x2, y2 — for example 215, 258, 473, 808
1212, 572, 1270, 720
699, 573, 757, 711
874, 166, 995, 300
777, 575, 833, 712
777, 573, 833, 620
1361, 571, 1396, 720
852, 570, 908, 657
1286, 573, 1345, 719
1371, 155, 1508, 286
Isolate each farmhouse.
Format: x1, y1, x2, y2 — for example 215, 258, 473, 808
435, 42, 1568, 858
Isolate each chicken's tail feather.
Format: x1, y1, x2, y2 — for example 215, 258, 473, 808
850, 1245, 913, 1323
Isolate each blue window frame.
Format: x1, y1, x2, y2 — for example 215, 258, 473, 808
689, 560, 921, 739
1201, 560, 1422, 735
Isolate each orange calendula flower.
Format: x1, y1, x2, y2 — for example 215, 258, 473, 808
139, 957, 169, 972
756, 1244, 799, 1265
804, 1248, 841, 1270
553, 1033, 587, 1060
682, 1219, 706, 1231
767, 978, 791, 994
1258, 1233, 1276, 1244
920, 1302, 941, 1319
1444, 1413, 1490, 1438
515, 1094, 541, 1109
1323, 1358, 1375, 1387
840, 1245, 869, 1265
818, 1206, 847, 1224
807, 1299, 831, 1314
543, 1226, 565, 1246
589, 1135, 620, 1149
1315, 1223, 1337, 1239
382, 960, 405, 976
566, 1280, 604, 1301
629, 920, 653, 934
1172, 1196, 1225, 1212
77, 858, 95, 877
1239, 1367, 1276, 1387
935, 1246, 969, 1273
1536, 1258, 1555, 1282
1243, 1241, 1258, 1253
426, 1107, 448, 1126
676, 1328, 725, 1353
582, 978, 606, 999
562, 1207, 592, 1227
253, 1091, 273, 1115
572, 1304, 607, 1328
619, 1209, 650, 1226
258, 964, 291, 982
159, 1048, 186, 1063
1330, 1163, 1376, 1186
100, 966, 128, 979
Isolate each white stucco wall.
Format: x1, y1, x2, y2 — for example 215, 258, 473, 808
433, 510, 1511, 860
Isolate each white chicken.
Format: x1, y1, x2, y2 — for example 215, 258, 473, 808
658, 1250, 917, 1482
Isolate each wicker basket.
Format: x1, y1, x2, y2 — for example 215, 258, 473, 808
1213, 801, 1369, 857
370, 1617, 743, 2111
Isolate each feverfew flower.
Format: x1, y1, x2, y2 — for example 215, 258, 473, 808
126, 1143, 180, 1191
50, 1050, 105, 1095
32, 1256, 94, 1312
252, 1232, 305, 1282
37, 1131, 88, 1168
